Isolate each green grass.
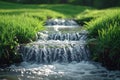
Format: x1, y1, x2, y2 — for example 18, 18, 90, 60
0, 1, 92, 17
85, 9, 120, 37
0, 1, 93, 46
85, 8, 120, 70
75, 8, 120, 25
0, 1, 92, 46
0, 15, 44, 65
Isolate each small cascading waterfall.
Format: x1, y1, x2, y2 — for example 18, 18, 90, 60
45, 19, 79, 27
1, 19, 120, 80
18, 19, 90, 64
19, 40, 89, 63
37, 31, 88, 41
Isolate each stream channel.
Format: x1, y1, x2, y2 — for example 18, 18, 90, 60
0, 19, 120, 80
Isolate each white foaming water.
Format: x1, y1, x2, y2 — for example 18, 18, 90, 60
0, 61, 118, 80
19, 40, 89, 64
45, 19, 79, 31
37, 31, 88, 41
46, 25, 79, 31
9, 61, 109, 80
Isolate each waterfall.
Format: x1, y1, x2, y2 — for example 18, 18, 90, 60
37, 31, 88, 41
19, 40, 89, 63
1, 19, 120, 80
18, 19, 90, 64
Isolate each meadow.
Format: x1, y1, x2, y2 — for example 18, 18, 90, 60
0, 1, 120, 70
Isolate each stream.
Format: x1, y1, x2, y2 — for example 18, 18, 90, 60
0, 19, 120, 80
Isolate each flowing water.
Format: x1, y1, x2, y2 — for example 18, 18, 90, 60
0, 19, 120, 80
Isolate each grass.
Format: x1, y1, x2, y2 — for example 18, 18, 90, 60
84, 8, 120, 70
75, 8, 120, 25
0, 1, 92, 17
0, 15, 44, 65
85, 9, 120, 37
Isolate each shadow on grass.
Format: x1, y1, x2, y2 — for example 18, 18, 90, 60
0, 1, 92, 17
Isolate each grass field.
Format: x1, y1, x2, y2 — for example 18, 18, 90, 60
0, 1, 92, 17
0, 1, 93, 46
84, 8, 120, 70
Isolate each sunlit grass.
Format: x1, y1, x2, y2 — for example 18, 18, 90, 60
85, 8, 120, 70
85, 9, 120, 37
76, 8, 120, 25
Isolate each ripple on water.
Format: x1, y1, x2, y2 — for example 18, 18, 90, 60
0, 61, 119, 80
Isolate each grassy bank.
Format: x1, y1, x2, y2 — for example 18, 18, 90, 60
83, 8, 120, 70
